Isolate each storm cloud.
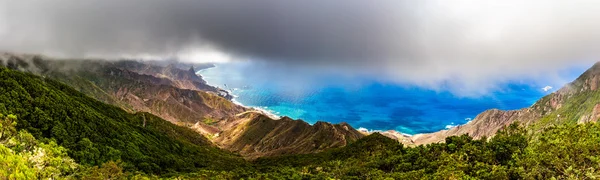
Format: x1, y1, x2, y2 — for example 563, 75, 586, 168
2, 0, 600, 95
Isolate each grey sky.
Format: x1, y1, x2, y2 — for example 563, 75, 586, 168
2, 0, 600, 95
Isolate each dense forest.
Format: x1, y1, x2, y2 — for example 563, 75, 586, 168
1, 66, 600, 179
0, 66, 249, 176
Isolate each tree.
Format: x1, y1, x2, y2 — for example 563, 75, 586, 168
0, 113, 78, 179
0, 114, 17, 143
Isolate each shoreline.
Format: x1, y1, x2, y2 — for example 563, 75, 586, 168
196, 63, 472, 137
197, 65, 282, 120
228, 90, 282, 120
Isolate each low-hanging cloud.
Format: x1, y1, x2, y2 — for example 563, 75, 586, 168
2, 0, 600, 96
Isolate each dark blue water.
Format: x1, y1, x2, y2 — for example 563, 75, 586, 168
199, 62, 584, 135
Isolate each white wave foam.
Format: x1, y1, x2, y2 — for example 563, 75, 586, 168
445, 122, 458, 129
202, 75, 281, 120
357, 127, 369, 132
249, 106, 282, 120
357, 127, 413, 137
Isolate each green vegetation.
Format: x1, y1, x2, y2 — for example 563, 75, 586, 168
203, 117, 216, 125
240, 123, 598, 179
534, 90, 600, 131
2, 64, 600, 179
151, 121, 600, 179
0, 66, 248, 175
0, 113, 145, 179
1, 113, 77, 179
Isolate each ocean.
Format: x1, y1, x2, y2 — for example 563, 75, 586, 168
198, 62, 581, 135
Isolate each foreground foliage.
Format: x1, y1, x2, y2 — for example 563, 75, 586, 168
240, 122, 599, 179
0, 113, 147, 179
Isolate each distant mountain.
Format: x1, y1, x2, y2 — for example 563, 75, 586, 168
111, 60, 222, 94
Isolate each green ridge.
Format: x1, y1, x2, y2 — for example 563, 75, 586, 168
0, 66, 248, 175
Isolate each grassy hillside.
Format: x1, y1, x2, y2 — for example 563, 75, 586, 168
206, 122, 597, 179
0, 66, 248, 174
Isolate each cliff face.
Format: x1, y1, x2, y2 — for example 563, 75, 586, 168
410, 62, 600, 145
0, 53, 364, 159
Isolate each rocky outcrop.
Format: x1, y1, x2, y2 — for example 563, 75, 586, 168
578, 104, 600, 123
64, 62, 247, 125
212, 112, 364, 159
410, 108, 539, 145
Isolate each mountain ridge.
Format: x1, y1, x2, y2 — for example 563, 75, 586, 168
409, 61, 600, 145
0, 65, 250, 174
213, 112, 363, 159
0, 52, 364, 159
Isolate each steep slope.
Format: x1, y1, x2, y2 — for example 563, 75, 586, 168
0, 53, 246, 125
411, 61, 600, 145
213, 112, 364, 159
61, 63, 247, 124
1, 53, 365, 159
0, 66, 248, 174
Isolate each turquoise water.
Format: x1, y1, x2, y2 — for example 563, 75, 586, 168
198, 62, 583, 135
